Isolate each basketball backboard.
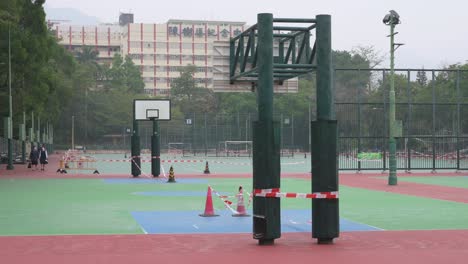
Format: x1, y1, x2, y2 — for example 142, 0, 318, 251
134, 99, 171, 121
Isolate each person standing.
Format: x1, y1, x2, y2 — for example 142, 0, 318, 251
29, 146, 39, 171
39, 144, 48, 171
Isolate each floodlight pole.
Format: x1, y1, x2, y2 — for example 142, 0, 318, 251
151, 119, 160, 177
388, 19, 397, 185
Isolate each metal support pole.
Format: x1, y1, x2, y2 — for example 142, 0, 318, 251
123, 127, 126, 149
357, 74, 362, 172
31, 111, 34, 148
252, 13, 281, 245
388, 22, 397, 185
192, 113, 195, 156
131, 119, 141, 177
382, 71, 387, 171
280, 113, 284, 153
291, 115, 295, 152
37, 116, 41, 146
7, 26, 14, 170
72, 116, 75, 150
406, 71, 412, 171
151, 119, 160, 177
431, 71, 436, 172
311, 14, 339, 244
308, 99, 311, 153
21, 112, 26, 163
50, 124, 54, 153
456, 70, 460, 170
204, 113, 208, 156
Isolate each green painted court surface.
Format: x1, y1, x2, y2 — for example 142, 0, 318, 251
1, 176, 468, 236
396, 176, 468, 189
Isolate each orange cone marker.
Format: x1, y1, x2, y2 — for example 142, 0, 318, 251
199, 186, 219, 217
203, 161, 210, 174
232, 186, 250, 217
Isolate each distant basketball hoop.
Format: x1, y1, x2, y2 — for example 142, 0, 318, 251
134, 99, 171, 121
132, 99, 171, 178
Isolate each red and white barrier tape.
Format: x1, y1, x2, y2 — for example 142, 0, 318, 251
253, 189, 338, 199
245, 191, 253, 208
66, 158, 206, 163
253, 188, 280, 194
209, 186, 238, 214
63, 158, 307, 166
131, 159, 151, 178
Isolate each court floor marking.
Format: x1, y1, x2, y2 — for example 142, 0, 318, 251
340, 217, 385, 231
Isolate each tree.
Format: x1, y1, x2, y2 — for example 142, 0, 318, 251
416, 69, 428, 86
0, 0, 75, 135
105, 54, 144, 93
333, 50, 373, 102
170, 64, 216, 114
76, 46, 98, 64
351, 45, 385, 69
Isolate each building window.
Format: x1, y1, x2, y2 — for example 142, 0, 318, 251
156, 42, 166, 49
194, 43, 205, 50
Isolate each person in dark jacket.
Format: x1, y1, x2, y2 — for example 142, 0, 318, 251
38, 144, 48, 171
29, 146, 39, 171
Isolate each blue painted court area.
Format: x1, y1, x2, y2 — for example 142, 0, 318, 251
103, 178, 208, 184
131, 209, 381, 234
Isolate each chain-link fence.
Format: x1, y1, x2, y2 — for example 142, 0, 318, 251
48, 68, 468, 171
0, 137, 24, 164
335, 68, 468, 170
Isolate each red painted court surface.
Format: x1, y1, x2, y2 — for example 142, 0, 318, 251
1, 154, 468, 263
1, 231, 468, 264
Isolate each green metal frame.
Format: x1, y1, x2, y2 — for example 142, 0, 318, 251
231, 14, 338, 245
230, 18, 317, 84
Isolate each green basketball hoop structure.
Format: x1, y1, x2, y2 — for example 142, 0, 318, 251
230, 13, 338, 245
132, 99, 171, 177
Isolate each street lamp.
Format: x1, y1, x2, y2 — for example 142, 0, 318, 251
383, 10, 401, 185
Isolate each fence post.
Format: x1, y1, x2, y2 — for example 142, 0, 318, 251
357, 69, 362, 172
431, 71, 436, 172
204, 112, 207, 156
456, 70, 461, 171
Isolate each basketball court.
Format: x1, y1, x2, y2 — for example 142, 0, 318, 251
2, 12, 468, 264
1, 156, 468, 263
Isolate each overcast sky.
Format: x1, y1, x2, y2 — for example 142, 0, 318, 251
44, 0, 467, 69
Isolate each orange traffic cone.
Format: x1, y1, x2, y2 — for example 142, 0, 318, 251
199, 186, 219, 217
167, 166, 176, 183
203, 161, 210, 174
232, 186, 250, 217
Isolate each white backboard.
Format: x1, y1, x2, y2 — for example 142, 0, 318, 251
134, 99, 171, 121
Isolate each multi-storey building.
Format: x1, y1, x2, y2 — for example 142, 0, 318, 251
54, 23, 122, 64
54, 14, 297, 96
